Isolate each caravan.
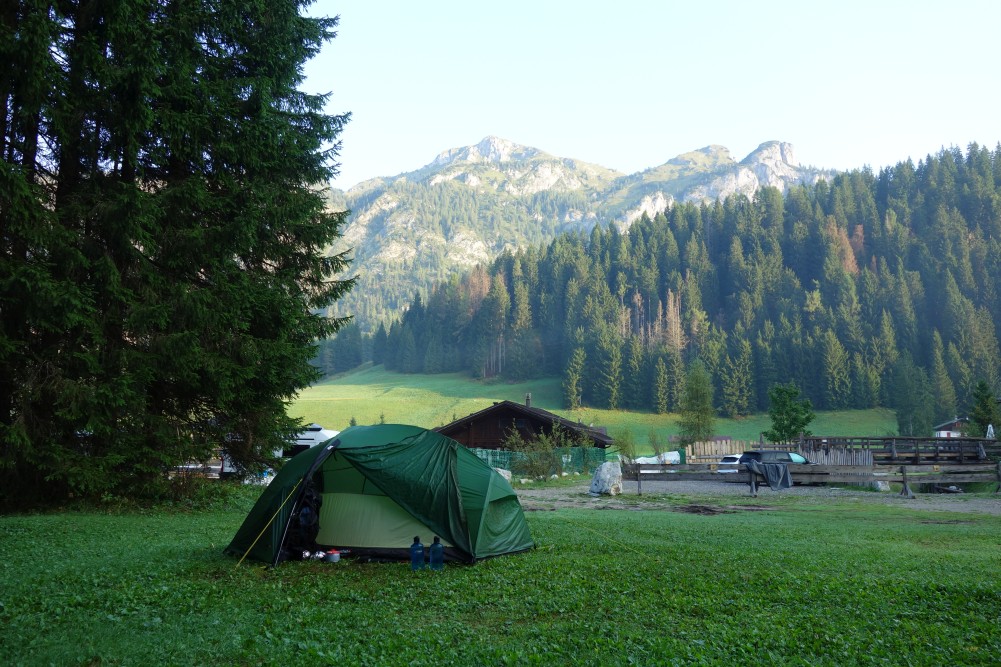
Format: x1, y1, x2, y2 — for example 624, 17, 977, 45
286, 423, 340, 457
220, 423, 340, 477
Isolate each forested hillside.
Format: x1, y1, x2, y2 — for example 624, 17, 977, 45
327, 145, 1001, 436
323, 138, 830, 331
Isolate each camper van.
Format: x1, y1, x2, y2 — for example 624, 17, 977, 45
285, 423, 340, 457
219, 424, 340, 478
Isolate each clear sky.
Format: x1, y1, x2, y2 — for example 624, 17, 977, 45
303, 1, 1001, 190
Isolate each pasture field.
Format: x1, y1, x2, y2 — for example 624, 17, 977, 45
2, 485, 999, 665
291, 366, 897, 454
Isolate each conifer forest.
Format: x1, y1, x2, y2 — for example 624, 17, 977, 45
324, 146, 1001, 435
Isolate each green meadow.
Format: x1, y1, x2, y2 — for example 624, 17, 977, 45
291, 366, 897, 453
2, 487, 999, 665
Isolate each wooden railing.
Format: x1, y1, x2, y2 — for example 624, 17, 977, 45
800, 436, 1000, 464
620, 462, 1001, 498
682, 439, 756, 462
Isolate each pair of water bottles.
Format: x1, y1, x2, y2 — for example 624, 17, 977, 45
410, 535, 444, 571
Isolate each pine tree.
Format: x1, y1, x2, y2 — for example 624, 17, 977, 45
623, 336, 645, 409
930, 331, 957, 423
946, 342, 973, 410
721, 339, 753, 417
563, 347, 586, 410
338, 322, 365, 372
423, 335, 444, 374
372, 323, 389, 365
399, 328, 418, 374
822, 330, 852, 409
762, 383, 815, 443
890, 354, 934, 437
653, 357, 669, 415
967, 380, 1001, 438
1, 1, 352, 501
595, 328, 623, 410
666, 350, 686, 411
753, 328, 778, 411
511, 280, 532, 331
872, 310, 899, 406
678, 360, 715, 446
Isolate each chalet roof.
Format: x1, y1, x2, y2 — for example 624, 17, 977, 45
933, 417, 969, 430
435, 400, 614, 447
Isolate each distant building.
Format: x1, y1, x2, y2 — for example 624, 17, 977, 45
435, 394, 612, 450
933, 417, 969, 438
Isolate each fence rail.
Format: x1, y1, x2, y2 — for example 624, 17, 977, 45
800, 436, 1000, 464
683, 439, 753, 461
620, 461, 1001, 498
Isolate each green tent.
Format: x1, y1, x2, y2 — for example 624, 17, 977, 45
225, 424, 534, 566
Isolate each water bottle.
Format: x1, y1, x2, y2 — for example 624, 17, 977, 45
429, 536, 444, 571
409, 536, 425, 571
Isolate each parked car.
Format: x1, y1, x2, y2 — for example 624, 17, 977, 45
717, 454, 743, 472
738, 450, 813, 465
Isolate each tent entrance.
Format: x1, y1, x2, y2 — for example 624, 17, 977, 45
315, 452, 452, 551
317, 493, 451, 548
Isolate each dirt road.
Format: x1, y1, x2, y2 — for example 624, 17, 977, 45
514, 478, 1001, 516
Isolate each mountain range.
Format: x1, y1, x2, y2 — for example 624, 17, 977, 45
325, 137, 835, 330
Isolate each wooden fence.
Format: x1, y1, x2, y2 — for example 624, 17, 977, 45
682, 436, 1001, 465
683, 439, 757, 462
620, 461, 1001, 498
800, 436, 1000, 464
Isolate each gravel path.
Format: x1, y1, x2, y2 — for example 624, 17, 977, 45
514, 478, 1001, 516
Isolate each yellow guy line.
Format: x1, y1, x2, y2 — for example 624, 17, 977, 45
236, 479, 302, 568
558, 512, 664, 565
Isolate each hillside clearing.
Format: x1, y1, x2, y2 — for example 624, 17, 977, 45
292, 367, 896, 452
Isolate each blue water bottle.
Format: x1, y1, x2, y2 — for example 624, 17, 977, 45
429, 536, 444, 571
410, 536, 425, 571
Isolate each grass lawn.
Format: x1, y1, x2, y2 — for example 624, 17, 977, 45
291, 366, 897, 455
2, 486, 999, 665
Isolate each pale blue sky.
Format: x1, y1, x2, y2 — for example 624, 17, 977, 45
304, 1, 1001, 189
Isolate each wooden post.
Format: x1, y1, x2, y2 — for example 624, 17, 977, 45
635, 464, 642, 496
899, 466, 915, 499
995, 461, 1001, 495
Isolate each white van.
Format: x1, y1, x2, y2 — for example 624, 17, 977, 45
220, 424, 339, 478
286, 423, 340, 457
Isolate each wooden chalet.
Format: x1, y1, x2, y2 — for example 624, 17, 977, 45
933, 417, 969, 438
435, 394, 613, 450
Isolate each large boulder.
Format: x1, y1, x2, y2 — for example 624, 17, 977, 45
589, 462, 622, 496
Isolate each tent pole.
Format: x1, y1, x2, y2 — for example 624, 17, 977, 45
235, 479, 302, 568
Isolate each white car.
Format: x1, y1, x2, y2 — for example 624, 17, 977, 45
717, 454, 743, 472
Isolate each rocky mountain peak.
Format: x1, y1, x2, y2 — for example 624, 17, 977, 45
741, 141, 799, 168
666, 144, 734, 168
431, 136, 541, 168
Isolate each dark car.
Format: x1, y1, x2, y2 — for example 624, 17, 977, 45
738, 450, 813, 465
